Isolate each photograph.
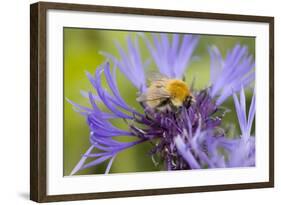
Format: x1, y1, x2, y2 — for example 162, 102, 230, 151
29, 2, 274, 202
64, 29, 256, 176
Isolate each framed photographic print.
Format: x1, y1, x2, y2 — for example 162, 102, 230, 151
30, 1, 274, 202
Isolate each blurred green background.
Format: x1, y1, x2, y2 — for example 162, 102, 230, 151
63, 28, 255, 176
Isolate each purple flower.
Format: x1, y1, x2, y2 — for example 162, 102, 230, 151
208, 45, 255, 105
68, 63, 148, 175
101, 36, 148, 93
227, 88, 255, 167
139, 89, 225, 170
175, 88, 255, 168
142, 33, 199, 79
68, 33, 255, 175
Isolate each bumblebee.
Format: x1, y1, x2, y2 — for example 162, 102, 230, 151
137, 74, 194, 112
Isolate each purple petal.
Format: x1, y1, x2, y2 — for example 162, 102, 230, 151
209, 44, 255, 105
233, 93, 246, 134
66, 98, 92, 113
82, 155, 113, 170
105, 155, 116, 174
175, 136, 200, 169
70, 145, 95, 175
247, 92, 256, 135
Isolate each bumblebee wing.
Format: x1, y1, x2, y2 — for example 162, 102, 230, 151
136, 93, 148, 102
147, 72, 169, 83
136, 89, 171, 102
